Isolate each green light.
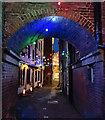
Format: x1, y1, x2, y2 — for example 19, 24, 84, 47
48, 62, 50, 64
66, 54, 68, 59
46, 65, 49, 67
44, 59, 46, 61
62, 53, 64, 56
33, 41, 36, 45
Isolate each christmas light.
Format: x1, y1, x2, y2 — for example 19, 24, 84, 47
62, 51, 65, 56
33, 41, 36, 45
62, 53, 64, 55
43, 56, 46, 59
45, 28, 48, 32
52, 17, 55, 21
58, 1, 62, 6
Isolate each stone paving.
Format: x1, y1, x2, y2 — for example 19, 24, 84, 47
8, 81, 83, 120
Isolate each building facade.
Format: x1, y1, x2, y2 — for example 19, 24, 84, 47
18, 39, 44, 94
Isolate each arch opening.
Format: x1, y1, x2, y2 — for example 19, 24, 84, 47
6, 16, 97, 57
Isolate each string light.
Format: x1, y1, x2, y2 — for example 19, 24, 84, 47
52, 17, 55, 21
62, 50, 65, 56
43, 56, 46, 59
57, 1, 62, 6
33, 41, 36, 45
45, 28, 48, 32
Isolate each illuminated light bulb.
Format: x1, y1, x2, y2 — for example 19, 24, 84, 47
62, 53, 64, 56
45, 28, 48, 32
62, 50, 65, 55
58, 1, 62, 6
52, 17, 55, 21
33, 41, 36, 45
43, 56, 46, 59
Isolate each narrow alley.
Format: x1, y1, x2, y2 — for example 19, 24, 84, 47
8, 81, 82, 119
1, 2, 105, 119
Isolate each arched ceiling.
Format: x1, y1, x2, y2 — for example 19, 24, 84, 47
7, 16, 97, 57
4, 2, 95, 46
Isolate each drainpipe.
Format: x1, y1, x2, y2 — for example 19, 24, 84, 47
94, 3, 103, 45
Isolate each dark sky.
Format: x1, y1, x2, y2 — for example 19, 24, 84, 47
53, 38, 59, 53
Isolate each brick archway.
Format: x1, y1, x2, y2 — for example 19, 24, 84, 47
8, 7, 94, 35
7, 16, 97, 57
4, 2, 95, 46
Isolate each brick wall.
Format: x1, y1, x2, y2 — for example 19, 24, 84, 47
104, 60, 105, 118
101, 2, 105, 45
101, 2, 105, 117
73, 61, 104, 118
2, 62, 19, 118
3, 2, 95, 46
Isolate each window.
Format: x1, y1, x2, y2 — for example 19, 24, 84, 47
28, 46, 30, 58
39, 42, 40, 51
19, 68, 25, 86
19, 68, 22, 86
27, 69, 30, 84
38, 71, 40, 81
32, 50, 34, 61
23, 68, 25, 85
35, 71, 37, 82
36, 40, 38, 48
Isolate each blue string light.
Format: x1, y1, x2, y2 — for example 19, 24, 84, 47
45, 28, 48, 32
52, 17, 55, 21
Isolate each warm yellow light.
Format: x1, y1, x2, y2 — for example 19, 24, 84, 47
42, 66, 44, 70
52, 37, 54, 44
38, 68, 41, 71
21, 66, 24, 70
21, 64, 28, 69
